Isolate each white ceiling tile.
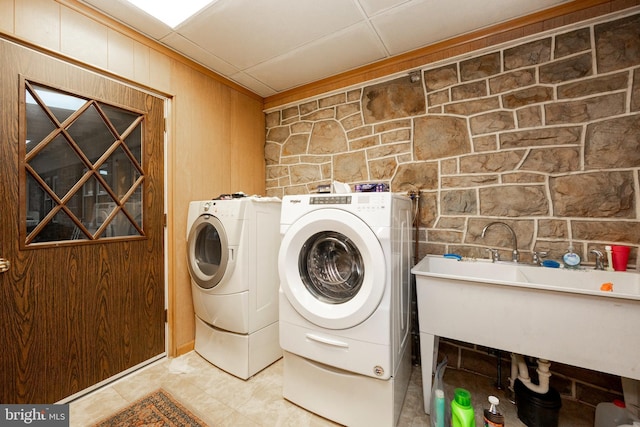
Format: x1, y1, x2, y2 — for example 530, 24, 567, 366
81, 0, 576, 97
248, 23, 387, 92
229, 72, 278, 97
81, 0, 173, 39
372, 0, 570, 55
160, 32, 240, 76
356, 0, 413, 17
176, 0, 365, 69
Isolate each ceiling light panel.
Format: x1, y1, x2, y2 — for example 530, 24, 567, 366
124, 0, 216, 28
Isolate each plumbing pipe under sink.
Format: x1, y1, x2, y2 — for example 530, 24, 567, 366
510, 353, 551, 395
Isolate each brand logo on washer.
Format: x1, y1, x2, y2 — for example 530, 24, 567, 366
288, 199, 301, 203
373, 366, 384, 376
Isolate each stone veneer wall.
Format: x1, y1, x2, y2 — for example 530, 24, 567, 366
265, 10, 639, 408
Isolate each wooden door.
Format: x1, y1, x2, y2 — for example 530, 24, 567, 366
0, 37, 165, 403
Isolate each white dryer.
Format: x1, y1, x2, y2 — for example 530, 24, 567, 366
278, 192, 413, 427
187, 196, 282, 379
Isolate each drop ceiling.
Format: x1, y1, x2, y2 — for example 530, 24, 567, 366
80, 0, 571, 98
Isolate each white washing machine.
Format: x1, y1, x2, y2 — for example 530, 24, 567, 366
278, 192, 413, 427
187, 196, 282, 379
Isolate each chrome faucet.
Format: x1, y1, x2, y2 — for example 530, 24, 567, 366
590, 249, 605, 270
532, 251, 548, 266
486, 248, 500, 262
481, 221, 519, 262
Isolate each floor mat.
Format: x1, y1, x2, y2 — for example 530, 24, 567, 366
92, 389, 207, 427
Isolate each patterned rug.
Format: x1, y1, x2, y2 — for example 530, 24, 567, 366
93, 389, 208, 427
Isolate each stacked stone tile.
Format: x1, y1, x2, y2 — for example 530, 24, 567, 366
265, 12, 640, 268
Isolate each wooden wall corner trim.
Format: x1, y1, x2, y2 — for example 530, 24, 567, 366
176, 341, 195, 357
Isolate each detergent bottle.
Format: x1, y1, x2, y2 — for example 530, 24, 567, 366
451, 388, 475, 427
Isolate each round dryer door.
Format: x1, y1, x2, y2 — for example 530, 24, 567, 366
187, 214, 229, 289
279, 209, 386, 329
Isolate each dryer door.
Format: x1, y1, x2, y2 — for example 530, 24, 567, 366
187, 214, 229, 289
279, 209, 386, 329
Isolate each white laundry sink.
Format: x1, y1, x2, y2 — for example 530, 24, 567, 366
414, 256, 523, 282
412, 255, 640, 415
419, 255, 640, 299
517, 264, 640, 298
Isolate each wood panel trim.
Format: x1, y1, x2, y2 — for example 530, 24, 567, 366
264, 0, 639, 110
176, 340, 195, 357
0, 30, 172, 101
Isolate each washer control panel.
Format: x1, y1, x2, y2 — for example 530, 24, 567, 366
309, 196, 352, 205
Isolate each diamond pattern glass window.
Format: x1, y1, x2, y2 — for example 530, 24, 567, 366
24, 82, 145, 244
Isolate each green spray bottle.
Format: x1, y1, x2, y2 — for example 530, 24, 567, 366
451, 388, 475, 427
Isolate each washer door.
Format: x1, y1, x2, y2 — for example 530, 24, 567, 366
187, 214, 228, 289
279, 209, 386, 329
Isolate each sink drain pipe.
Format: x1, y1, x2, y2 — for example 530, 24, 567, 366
510, 353, 552, 395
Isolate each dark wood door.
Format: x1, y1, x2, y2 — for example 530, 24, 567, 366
0, 37, 165, 403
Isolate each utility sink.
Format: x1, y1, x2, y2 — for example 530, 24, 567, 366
517, 264, 640, 297
418, 255, 640, 299
412, 255, 640, 415
414, 256, 523, 282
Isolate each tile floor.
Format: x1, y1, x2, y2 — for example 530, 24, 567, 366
70, 351, 595, 426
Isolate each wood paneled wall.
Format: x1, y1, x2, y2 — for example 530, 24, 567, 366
1, 0, 266, 356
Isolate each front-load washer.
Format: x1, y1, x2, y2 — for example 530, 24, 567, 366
278, 192, 413, 427
187, 196, 282, 379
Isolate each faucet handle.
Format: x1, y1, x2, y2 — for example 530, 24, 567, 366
487, 248, 500, 262
532, 251, 548, 265
590, 249, 605, 270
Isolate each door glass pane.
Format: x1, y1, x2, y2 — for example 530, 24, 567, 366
25, 91, 56, 154
99, 102, 139, 136
32, 85, 86, 123
126, 185, 143, 235
126, 123, 143, 164
67, 103, 116, 165
65, 191, 85, 231
26, 174, 46, 230
34, 210, 83, 243
30, 134, 85, 200
24, 82, 146, 244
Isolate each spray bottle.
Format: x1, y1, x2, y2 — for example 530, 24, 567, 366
483, 395, 505, 427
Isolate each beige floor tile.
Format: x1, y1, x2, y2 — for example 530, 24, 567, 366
69, 386, 128, 426
70, 351, 593, 426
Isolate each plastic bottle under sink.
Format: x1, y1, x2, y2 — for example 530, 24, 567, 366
594, 400, 639, 427
451, 388, 475, 427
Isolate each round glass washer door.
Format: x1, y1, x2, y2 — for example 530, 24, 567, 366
187, 214, 229, 290
279, 209, 386, 329
299, 231, 364, 304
